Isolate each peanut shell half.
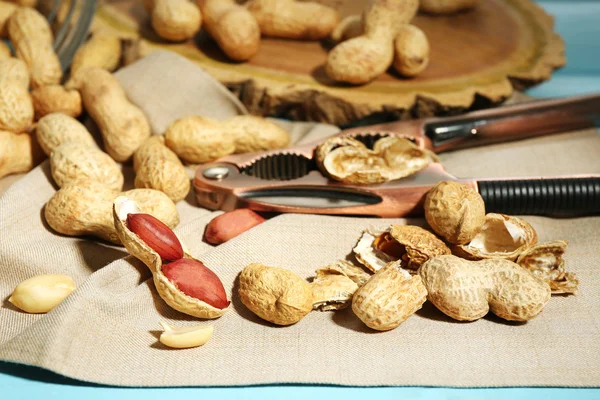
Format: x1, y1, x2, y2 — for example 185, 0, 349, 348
113, 197, 228, 319
316, 136, 438, 184
375, 225, 451, 271
517, 240, 578, 295
453, 213, 538, 261
315, 259, 373, 287
311, 268, 359, 311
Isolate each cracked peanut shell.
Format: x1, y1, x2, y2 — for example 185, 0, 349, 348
316, 136, 437, 184
311, 265, 359, 311
453, 213, 538, 261
113, 197, 228, 319
374, 225, 451, 271
517, 240, 578, 295
315, 259, 373, 287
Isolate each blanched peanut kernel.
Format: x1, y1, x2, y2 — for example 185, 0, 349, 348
159, 321, 214, 349
9, 274, 75, 313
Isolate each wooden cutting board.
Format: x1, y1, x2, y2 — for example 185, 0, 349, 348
95, 0, 565, 126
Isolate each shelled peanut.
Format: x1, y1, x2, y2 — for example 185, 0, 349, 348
9, 274, 75, 314
113, 197, 230, 318
66, 67, 151, 162
8, 7, 62, 88
165, 115, 290, 164
143, 0, 202, 42
204, 209, 265, 245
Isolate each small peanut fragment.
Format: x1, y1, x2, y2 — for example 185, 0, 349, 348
9, 274, 75, 314
127, 213, 184, 262
159, 321, 214, 349
31, 85, 82, 120
204, 209, 266, 245
162, 258, 230, 310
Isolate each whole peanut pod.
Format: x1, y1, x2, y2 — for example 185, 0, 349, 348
393, 25, 430, 77
143, 0, 202, 42
7, 0, 38, 7
0, 1, 17, 38
31, 85, 82, 120
70, 31, 122, 76
8, 7, 62, 88
133, 136, 190, 203
0, 41, 11, 58
0, 58, 34, 133
66, 67, 151, 162
420, 0, 479, 14
200, 0, 260, 61
246, 0, 340, 40
326, 0, 419, 84
36, 113, 97, 157
0, 130, 44, 179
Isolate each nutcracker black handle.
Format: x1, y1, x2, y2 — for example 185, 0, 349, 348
477, 177, 600, 217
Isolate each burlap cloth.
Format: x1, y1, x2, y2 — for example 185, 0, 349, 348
1, 51, 599, 388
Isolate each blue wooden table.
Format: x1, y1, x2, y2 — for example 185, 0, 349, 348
2, 1, 599, 398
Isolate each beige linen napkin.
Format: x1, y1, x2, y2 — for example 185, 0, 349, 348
1, 51, 599, 387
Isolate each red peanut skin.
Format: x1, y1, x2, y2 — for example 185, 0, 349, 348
127, 213, 184, 261
204, 209, 265, 245
162, 258, 230, 309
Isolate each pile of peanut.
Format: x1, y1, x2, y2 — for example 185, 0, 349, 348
235, 181, 578, 331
